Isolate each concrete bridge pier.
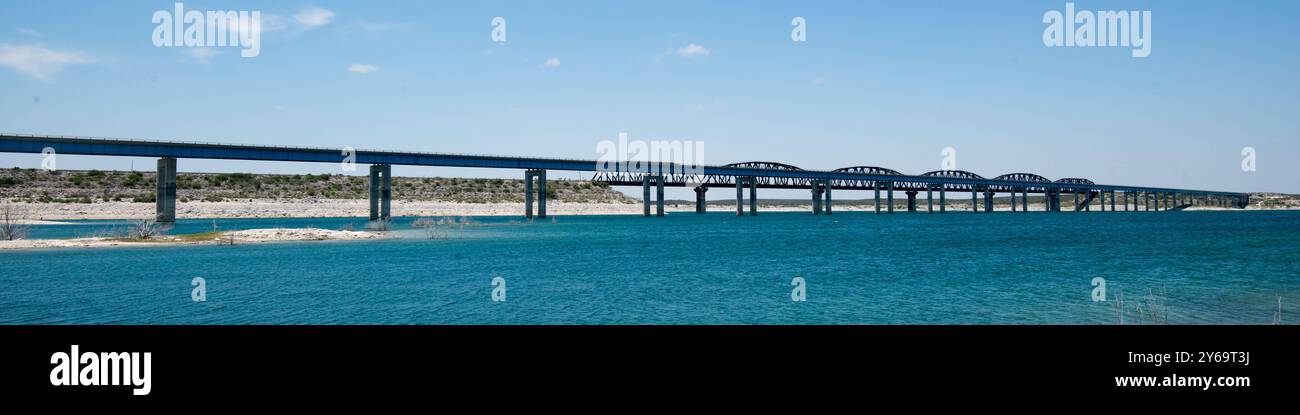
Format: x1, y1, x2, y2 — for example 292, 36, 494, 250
694, 187, 707, 214
1009, 189, 1016, 212
926, 186, 934, 213
538, 169, 548, 218
1110, 191, 1116, 211
522, 169, 547, 219
983, 189, 993, 213
874, 182, 882, 214
656, 174, 664, 217
643, 176, 651, 217
939, 187, 946, 213
970, 188, 978, 213
811, 181, 823, 215
369, 165, 380, 220
156, 157, 177, 223
887, 181, 895, 214
370, 164, 393, 222
906, 191, 918, 212
823, 180, 832, 215
640, 174, 664, 217
735, 177, 754, 216
1021, 189, 1028, 213
748, 177, 757, 216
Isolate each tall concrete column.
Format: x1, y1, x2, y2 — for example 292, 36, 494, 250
747, 177, 756, 216
1010, 189, 1016, 212
927, 186, 934, 213
656, 175, 665, 217
823, 180, 832, 215
1110, 191, 1116, 211
1021, 189, 1028, 213
984, 189, 993, 213
939, 187, 946, 213
379, 164, 392, 221
1073, 191, 1080, 211
1098, 191, 1105, 212
641, 175, 650, 217
874, 182, 881, 214
526, 170, 536, 218
906, 191, 918, 212
369, 165, 380, 221
1123, 192, 1129, 212
735, 178, 744, 216
694, 187, 707, 214
971, 188, 978, 213
887, 182, 895, 214
155, 157, 177, 223
538, 169, 548, 218
810, 181, 822, 215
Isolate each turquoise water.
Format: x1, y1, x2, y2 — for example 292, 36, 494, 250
2, 210, 1298, 324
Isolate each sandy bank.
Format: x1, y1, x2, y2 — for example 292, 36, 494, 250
0, 228, 387, 250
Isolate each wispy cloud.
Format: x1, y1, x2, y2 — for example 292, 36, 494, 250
350, 21, 411, 33
676, 43, 710, 58
17, 28, 40, 37
0, 44, 91, 81
688, 100, 727, 113
294, 6, 335, 29
542, 57, 560, 68
347, 63, 378, 74
185, 48, 223, 66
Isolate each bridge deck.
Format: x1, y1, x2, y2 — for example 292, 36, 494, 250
1, 133, 1244, 197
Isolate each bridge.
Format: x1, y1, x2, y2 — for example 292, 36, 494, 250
1, 134, 1249, 223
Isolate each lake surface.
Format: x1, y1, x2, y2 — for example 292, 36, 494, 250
2, 210, 1298, 324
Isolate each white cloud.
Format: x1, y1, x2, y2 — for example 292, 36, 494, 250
688, 100, 727, 113
676, 43, 710, 58
185, 48, 223, 66
294, 7, 335, 29
350, 21, 411, 33
542, 57, 560, 68
17, 28, 41, 37
347, 63, 378, 74
261, 14, 289, 32
0, 44, 91, 81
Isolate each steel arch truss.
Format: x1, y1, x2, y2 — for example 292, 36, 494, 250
990, 172, 1052, 192
1054, 177, 1096, 193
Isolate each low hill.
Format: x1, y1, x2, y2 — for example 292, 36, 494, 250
0, 168, 634, 204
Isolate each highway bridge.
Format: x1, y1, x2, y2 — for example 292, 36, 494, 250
1, 134, 1249, 223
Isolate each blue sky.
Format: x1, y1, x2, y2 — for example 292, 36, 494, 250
1, 0, 1297, 198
